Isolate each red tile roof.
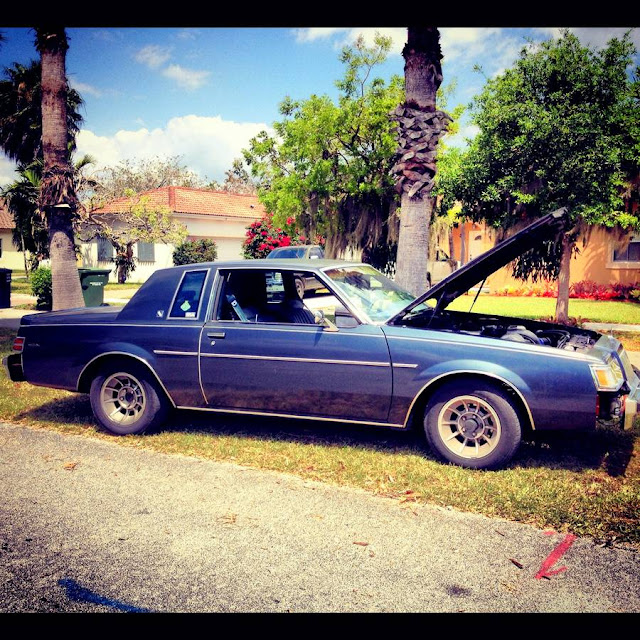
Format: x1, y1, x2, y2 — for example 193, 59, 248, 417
0, 200, 14, 230
92, 186, 266, 220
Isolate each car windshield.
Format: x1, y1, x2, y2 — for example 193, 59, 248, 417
323, 265, 416, 323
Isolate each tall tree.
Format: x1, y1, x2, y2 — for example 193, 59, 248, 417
35, 28, 84, 310
243, 34, 403, 264
453, 31, 640, 321
392, 27, 451, 295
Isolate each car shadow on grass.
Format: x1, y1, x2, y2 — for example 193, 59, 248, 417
16, 395, 639, 476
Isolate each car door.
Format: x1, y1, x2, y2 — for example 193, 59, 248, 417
198, 267, 393, 423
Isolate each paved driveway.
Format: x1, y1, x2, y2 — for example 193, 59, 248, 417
1, 422, 638, 613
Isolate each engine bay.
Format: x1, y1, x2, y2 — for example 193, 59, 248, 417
399, 308, 598, 352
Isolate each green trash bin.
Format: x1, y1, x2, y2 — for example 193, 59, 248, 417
0, 268, 11, 308
78, 268, 111, 307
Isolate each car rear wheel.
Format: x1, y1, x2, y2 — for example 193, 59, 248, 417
423, 379, 522, 470
90, 361, 169, 436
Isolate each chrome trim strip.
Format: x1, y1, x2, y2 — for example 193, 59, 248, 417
76, 351, 177, 408
392, 363, 419, 369
402, 369, 536, 430
203, 324, 327, 334
199, 353, 390, 367
176, 404, 404, 429
153, 350, 198, 356
29, 323, 204, 329
386, 334, 593, 362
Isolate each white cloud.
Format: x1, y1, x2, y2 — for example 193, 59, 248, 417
69, 79, 103, 98
162, 64, 210, 91
76, 115, 272, 182
294, 27, 406, 54
0, 155, 17, 188
293, 28, 349, 43
134, 45, 172, 70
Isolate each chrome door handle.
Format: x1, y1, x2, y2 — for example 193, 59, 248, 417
207, 331, 226, 339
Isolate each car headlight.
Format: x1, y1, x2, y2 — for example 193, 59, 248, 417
590, 362, 624, 392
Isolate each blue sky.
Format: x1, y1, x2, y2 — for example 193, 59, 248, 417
0, 26, 638, 187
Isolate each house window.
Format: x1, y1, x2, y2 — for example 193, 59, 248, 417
0, 238, 3, 258
97, 238, 114, 262
613, 236, 640, 263
137, 241, 155, 262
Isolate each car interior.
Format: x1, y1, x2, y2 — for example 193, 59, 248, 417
217, 269, 317, 324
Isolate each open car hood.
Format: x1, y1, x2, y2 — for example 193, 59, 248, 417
390, 207, 568, 322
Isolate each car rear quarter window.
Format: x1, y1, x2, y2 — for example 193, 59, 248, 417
169, 270, 208, 318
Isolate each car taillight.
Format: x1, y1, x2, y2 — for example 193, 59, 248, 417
12, 337, 25, 352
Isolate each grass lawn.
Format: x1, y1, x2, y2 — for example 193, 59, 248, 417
448, 295, 640, 325
1, 327, 638, 546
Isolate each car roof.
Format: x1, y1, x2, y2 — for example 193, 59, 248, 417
165, 258, 355, 271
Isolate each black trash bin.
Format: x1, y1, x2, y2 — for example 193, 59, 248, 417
0, 268, 11, 309
78, 268, 111, 307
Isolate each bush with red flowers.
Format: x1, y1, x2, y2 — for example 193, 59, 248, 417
494, 279, 640, 302
243, 214, 325, 259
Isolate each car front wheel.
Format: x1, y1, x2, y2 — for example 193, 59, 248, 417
423, 379, 522, 470
90, 361, 169, 436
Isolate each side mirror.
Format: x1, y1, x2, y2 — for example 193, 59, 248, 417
314, 309, 339, 332
334, 306, 359, 329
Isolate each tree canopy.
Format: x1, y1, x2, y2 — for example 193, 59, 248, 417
449, 30, 640, 319
243, 34, 403, 266
87, 155, 205, 207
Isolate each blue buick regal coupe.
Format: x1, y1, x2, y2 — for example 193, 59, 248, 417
4, 210, 638, 469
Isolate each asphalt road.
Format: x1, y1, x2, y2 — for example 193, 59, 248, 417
1, 421, 638, 613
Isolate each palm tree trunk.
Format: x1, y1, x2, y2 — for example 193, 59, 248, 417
36, 28, 84, 311
393, 27, 448, 296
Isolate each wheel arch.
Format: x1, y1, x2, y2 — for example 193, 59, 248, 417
404, 371, 534, 434
77, 351, 176, 408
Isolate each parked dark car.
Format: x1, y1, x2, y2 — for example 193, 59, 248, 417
266, 245, 325, 259
4, 209, 638, 469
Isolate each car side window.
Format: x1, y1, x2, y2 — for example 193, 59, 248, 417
169, 270, 207, 318
215, 269, 325, 325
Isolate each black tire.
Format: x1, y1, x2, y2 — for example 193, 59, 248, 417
89, 360, 169, 436
295, 276, 305, 299
423, 379, 522, 470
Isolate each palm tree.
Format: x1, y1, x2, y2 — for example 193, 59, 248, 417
1, 160, 47, 273
392, 27, 450, 295
34, 28, 84, 310
0, 59, 83, 165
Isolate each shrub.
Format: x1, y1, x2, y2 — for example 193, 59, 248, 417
242, 214, 324, 259
30, 267, 52, 310
173, 239, 218, 266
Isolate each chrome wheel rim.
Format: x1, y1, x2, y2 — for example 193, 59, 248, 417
100, 372, 146, 426
437, 395, 501, 459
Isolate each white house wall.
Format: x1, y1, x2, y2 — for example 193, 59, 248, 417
0, 230, 26, 271
80, 214, 255, 283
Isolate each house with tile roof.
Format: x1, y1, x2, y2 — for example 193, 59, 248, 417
81, 186, 266, 282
